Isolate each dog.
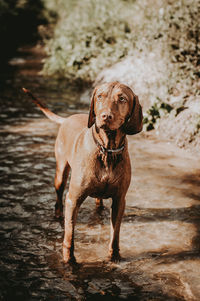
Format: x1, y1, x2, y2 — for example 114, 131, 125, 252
23, 82, 143, 263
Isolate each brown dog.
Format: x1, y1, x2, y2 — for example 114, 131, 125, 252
23, 82, 143, 263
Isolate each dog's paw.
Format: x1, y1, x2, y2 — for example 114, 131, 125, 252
54, 208, 63, 220
110, 252, 121, 263
96, 205, 105, 214
63, 255, 79, 266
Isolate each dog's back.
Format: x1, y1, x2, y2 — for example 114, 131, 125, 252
55, 114, 88, 166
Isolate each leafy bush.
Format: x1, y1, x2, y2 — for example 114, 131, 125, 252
42, 0, 138, 82
143, 0, 200, 137
143, 101, 173, 131
42, 0, 200, 91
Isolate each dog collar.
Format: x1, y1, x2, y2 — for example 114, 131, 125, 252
92, 128, 125, 155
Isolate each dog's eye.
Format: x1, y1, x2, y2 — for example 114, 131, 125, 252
97, 94, 102, 101
119, 96, 126, 103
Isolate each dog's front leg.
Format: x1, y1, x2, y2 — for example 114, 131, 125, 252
109, 196, 126, 262
63, 193, 81, 264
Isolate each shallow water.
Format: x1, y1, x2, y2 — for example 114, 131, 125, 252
0, 45, 200, 300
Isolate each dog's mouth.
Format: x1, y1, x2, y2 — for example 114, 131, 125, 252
101, 123, 122, 132
97, 119, 124, 131
100, 122, 112, 130
97, 118, 125, 131
99, 122, 117, 131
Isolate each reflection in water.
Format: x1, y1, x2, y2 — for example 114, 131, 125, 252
1, 46, 200, 300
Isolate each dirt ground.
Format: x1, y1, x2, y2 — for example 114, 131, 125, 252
123, 131, 200, 300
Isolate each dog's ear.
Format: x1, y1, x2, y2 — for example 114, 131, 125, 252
122, 94, 143, 135
88, 88, 96, 128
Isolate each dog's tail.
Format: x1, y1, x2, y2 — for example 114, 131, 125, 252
22, 88, 65, 124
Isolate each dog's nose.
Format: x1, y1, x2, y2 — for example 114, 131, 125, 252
101, 112, 113, 121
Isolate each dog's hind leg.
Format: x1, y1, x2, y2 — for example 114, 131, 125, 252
54, 162, 70, 219
95, 198, 104, 210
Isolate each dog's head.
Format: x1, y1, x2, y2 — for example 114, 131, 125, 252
88, 82, 143, 135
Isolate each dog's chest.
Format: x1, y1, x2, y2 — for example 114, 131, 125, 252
89, 168, 121, 198
94, 157, 124, 185
97, 167, 115, 184
82, 153, 130, 199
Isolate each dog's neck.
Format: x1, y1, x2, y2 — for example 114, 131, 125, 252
92, 125, 126, 168
92, 124, 126, 154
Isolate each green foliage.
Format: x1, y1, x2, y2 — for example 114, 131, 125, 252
165, 1, 200, 91
143, 101, 173, 131
42, 0, 200, 92
42, 0, 136, 82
